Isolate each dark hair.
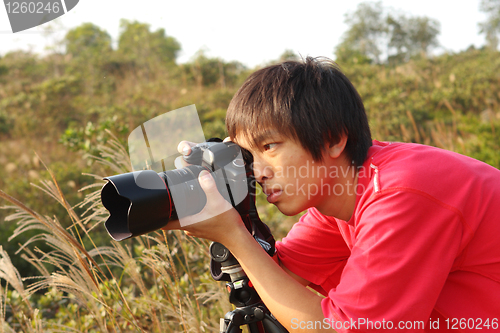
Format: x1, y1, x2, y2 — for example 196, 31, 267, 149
226, 56, 372, 167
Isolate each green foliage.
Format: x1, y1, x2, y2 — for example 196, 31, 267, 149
339, 47, 500, 168
336, 1, 386, 63
455, 112, 500, 167
63, 24, 116, 97
334, 45, 373, 65
117, 19, 181, 81
387, 14, 440, 62
65, 23, 112, 59
1, 75, 83, 137
336, 1, 440, 64
1, 51, 40, 78
0, 64, 8, 77
0, 136, 230, 332
479, 0, 500, 50
0, 25, 251, 327
278, 49, 301, 62
1, 17, 500, 332
60, 116, 129, 157
181, 49, 248, 88
118, 20, 180, 64
0, 110, 12, 135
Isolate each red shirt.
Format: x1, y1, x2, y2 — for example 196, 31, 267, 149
277, 141, 500, 332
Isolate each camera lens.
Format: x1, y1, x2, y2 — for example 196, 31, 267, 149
101, 141, 249, 241
102, 165, 213, 240
161, 165, 209, 219
102, 170, 172, 240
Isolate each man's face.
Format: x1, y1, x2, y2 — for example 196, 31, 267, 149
234, 131, 354, 218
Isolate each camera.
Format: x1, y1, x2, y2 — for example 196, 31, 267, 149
101, 140, 249, 241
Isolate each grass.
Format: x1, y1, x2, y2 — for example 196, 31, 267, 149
1, 108, 498, 332
0, 132, 231, 332
1, 49, 499, 331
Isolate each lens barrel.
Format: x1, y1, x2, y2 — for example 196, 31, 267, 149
101, 165, 210, 241
102, 170, 170, 241
161, 165, 210, 219
101, 141, 248, 241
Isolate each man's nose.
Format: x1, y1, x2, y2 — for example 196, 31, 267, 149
252, 158, 273, 184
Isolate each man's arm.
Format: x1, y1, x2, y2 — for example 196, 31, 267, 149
273, 253, 310, 287
228, 226, 334, 333
164, 171, 334, 332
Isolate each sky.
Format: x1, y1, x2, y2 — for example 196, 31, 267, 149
0, 0, 489, 68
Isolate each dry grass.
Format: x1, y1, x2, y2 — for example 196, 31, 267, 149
0, 131, 230, 332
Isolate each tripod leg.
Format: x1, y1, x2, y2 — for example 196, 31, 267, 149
220, 318, 227, 333
221, 312, 281, 333
262, 315, 289, 333
220, 317, 242, 333
247, 321, 266, 333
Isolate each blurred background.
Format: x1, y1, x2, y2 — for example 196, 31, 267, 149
0, 0, 499, 331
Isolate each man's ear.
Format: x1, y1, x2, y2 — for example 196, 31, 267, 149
328, 134, 348, 159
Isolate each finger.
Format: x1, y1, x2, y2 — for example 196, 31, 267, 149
198, 170, 233, 211
178, 171, 233, 228
198, 170, 219, 195
174, 156, 188, 169
161, 219, 182, 231
177, 141, 195, 155
223, 137, 232, 143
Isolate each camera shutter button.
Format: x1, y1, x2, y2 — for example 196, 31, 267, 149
232, 158, 245, 168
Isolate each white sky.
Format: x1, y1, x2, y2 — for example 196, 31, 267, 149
0, 0, 489, 68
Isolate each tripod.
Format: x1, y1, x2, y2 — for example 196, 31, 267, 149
209, 242, 288, 333
203, 149, 288, 332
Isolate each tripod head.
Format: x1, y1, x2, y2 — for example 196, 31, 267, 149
209, 171, 288, 333
210, 166, 276, 283
209, 240, 288, 333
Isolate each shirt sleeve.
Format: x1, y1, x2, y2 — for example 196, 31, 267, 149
322, 189, 464, 332
276, 208, 351, 290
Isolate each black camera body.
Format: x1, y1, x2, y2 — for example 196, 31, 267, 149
101, 140, 249, 241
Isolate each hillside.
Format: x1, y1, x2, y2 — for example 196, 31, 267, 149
0, 30, 499, 331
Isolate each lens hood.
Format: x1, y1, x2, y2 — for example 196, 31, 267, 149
101, 170, 172, 241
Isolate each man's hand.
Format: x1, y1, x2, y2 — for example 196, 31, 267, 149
174, 140, 195, 169
162, 170, 244, 244
162, 138, 246, 247
174, 137, 231, 169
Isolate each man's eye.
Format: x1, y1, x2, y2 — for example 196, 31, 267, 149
263, 143, 277, 151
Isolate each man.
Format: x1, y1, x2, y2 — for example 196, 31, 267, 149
165, 57, 500, 332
